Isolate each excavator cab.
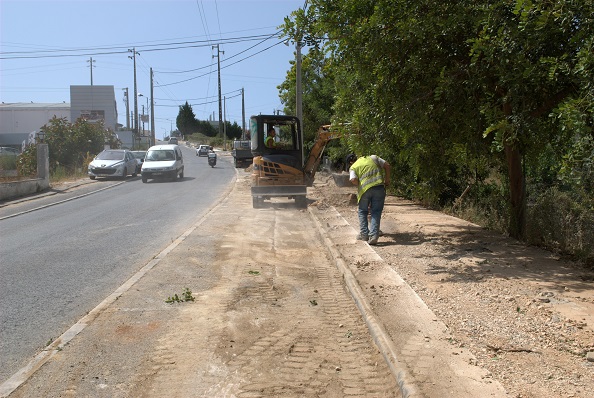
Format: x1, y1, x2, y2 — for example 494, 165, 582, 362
250, 115, 344, 209
250, 115, 307, 208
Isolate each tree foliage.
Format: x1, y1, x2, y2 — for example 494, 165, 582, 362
40, 117, 113, 170
175, 102, 242, 139
283, 0, 594, 242
176, 102, 199, 136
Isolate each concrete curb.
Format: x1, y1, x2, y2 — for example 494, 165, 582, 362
308, 205, 421, 398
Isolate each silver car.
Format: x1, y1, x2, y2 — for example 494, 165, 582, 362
196, 145, 210, 157
88, 149, 138, 180
131, 150, 147, 174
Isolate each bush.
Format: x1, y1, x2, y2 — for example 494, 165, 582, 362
16, 145, 37, 177
450, 181, 509, 233
526, 187, 594, 262
0, 154, 17, 171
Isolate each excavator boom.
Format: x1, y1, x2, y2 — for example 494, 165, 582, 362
303, 125, 342, 186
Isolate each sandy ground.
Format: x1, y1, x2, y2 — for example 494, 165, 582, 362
310, 172, 594, 398
3, 165, 593, 398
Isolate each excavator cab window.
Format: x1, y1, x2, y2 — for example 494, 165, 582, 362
250, 115, 301, 155
276, 124, 296, 149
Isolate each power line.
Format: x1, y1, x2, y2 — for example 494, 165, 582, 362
0, 34, 278, 60
154, 40, 283, 88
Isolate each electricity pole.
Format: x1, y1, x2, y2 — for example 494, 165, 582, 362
128, 48, 139, 149
212, 44, 224, 141
122, 88, 130, 129
295, 34, 304, 165
150, 68, 155, 147
87, 57, 95, 86
241, 87, 246, 139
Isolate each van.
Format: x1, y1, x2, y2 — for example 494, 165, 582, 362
141, 144, 184, 182
168, 137, 179, 145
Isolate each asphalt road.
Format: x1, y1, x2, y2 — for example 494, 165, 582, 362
0, 146, 235, 385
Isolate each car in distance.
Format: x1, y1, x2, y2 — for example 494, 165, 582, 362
196, 144, 210, 157
131, 150, 147, 174
141, 144, 184, 183
168, 137, 179, 145
88, 149, 138, 180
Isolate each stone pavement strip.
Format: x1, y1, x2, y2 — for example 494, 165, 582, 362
309, 205, 506, 397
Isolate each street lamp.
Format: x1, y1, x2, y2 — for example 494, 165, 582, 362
138, 94, 149, 138
37, 130, 45, 144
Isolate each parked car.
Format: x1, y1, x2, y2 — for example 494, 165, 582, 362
88, 149, 138, 180
196, 144, 210, 157
141, 144, 184, 183
131, 150, 147, 174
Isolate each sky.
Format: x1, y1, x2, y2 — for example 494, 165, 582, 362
0, 0, 305, 139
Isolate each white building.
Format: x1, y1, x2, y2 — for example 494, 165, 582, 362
0, 85, 121, 148
69, 85, 118, 131
0, 102, 70, 147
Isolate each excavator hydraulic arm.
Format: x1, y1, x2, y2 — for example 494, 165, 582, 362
303, 125, 342, 186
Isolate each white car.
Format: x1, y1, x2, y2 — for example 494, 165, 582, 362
88, 149, 138, 180
196, 145, 211, 157
141, 144, 184, 182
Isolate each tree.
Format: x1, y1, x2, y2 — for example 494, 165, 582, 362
224, 121, 243, 140
284, 0, 594, 239
195, 120, 217, 137
176, 102, 198, 136
40, 116, 109, 170
278, 46, 336, 145
468, 1, 594, 238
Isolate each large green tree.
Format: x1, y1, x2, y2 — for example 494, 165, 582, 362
284, 0, 594, 239
176, 102, 198, 136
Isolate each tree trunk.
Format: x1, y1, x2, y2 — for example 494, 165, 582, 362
505, 144, 526, 239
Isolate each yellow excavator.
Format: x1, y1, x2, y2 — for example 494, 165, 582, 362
250, 114, 342, 208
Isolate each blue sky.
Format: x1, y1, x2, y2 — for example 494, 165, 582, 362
0, 0, 305, 139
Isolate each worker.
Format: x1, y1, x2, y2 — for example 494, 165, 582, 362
265, 126, 277, 148
348, 153, 391, 245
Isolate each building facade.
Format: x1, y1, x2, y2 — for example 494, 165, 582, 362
0, 85, 120, 149
0, 103, 70, 147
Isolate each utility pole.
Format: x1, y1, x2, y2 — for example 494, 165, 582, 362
128, 48, 139, 149
223, 96, 227, 149
141, 104, 145, 134
87, 57, 95, 86
212, 44, 224, 141
122, 88, 130, 129
295, 35, 304, 165
241, 87, 246, 139
150, 68, 155, 147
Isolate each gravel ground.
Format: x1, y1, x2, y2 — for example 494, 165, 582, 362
311, 173, 594, 398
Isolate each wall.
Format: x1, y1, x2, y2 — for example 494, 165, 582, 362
0, 144, 50, 201
70, 85, 117, 132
